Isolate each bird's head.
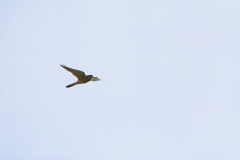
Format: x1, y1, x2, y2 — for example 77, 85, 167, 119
91, 76, 101, 81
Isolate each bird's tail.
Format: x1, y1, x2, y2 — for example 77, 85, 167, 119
66, 82, 78, 88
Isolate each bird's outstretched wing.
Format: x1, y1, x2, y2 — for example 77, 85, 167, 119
60, 64, 86, 79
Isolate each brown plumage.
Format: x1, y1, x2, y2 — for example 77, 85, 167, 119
60, 64, 100, 88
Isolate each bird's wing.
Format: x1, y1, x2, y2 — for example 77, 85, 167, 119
60, 64, 86, 78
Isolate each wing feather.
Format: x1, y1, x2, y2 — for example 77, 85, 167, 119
60, 64, 86, 79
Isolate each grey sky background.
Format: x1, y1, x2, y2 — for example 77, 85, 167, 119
1, 0, 240, 159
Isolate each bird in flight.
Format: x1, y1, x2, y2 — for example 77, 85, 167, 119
60, 64, 100, 88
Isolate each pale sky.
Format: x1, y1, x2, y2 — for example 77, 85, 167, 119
1, 0, 240, 160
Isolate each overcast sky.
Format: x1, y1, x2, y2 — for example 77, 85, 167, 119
1, 0, 240, 160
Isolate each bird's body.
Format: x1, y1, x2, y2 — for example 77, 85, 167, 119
60, 64, 100, 88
